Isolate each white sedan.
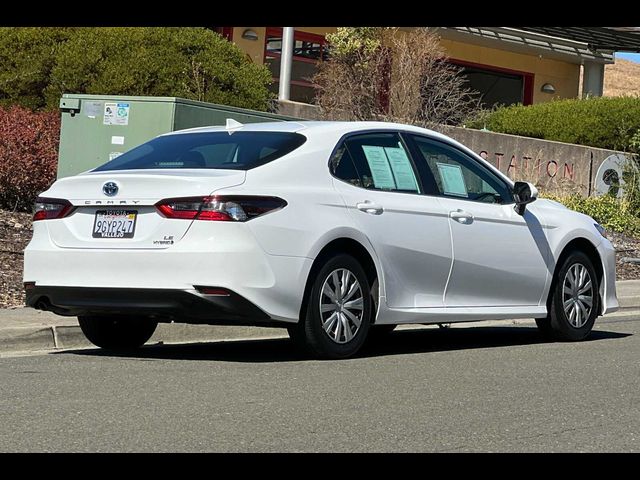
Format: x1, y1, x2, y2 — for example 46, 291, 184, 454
24, 121, 619, 359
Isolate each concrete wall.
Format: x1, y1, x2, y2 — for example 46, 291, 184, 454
442, 126, 627, 196
277, 100, 631, 197
278, 100, 324, 120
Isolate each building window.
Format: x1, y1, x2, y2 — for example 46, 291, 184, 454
264, 28, 329, 104
450, 60, 534, 108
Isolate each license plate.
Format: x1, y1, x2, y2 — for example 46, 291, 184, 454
92, 210, 137, 239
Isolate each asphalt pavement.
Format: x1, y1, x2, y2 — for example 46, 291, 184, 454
1, 316, 638, 452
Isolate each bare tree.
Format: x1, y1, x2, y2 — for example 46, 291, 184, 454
313, 28, 389, 122
314, 27, 481, 129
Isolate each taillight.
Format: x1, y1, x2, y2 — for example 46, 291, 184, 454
155, 196, 287, 222
195, 286, 231, 296
33, 198, 74, 221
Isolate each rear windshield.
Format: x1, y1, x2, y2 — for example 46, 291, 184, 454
93, 131, 307, 172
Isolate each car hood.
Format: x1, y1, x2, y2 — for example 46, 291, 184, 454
534, 198, 568, 210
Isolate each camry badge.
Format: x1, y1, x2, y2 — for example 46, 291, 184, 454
102, 182, 119, 197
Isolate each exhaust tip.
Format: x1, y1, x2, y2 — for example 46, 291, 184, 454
34, 297, 51, 311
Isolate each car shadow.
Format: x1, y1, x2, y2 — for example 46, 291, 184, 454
58, 324, 632, 363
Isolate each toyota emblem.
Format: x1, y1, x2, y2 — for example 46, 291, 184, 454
102, 182, 119, 197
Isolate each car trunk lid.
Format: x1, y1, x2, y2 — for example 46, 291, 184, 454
42, 169, 245, 249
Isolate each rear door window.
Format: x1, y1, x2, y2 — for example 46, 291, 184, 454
331, 132, 422, 194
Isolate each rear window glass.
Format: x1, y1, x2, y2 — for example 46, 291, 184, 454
93, 131, 307, 172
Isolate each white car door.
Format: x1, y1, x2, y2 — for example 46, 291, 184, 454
330, 131, 452, 309
406, 134, 550, 308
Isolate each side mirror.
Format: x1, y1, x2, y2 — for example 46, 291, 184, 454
513, 181, 538, 215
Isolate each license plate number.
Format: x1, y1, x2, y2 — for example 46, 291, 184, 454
92, 210, 137, 239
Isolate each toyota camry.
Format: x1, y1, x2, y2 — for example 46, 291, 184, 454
23, 121, 619, 359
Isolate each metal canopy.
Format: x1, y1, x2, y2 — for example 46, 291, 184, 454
515, 27, 640, 52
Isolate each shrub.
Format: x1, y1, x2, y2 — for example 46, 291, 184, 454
543, 193, 640, 236
0, 27, 274, 112
629, 129, 640, 154
0, 28, 75, 110
0, 106, 59, 211
468, 96, 640, 152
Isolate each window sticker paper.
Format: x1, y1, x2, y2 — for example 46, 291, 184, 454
362, 145, 396, 190
384, 147, 419, 192
436, 162, 468, 197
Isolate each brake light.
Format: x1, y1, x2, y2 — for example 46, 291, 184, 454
155, 196, 287, 222
33, 198, 74, 221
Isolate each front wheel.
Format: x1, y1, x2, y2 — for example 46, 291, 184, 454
541, 251, 600, 341
78, 315, 158, 350
289, 254, 372, 359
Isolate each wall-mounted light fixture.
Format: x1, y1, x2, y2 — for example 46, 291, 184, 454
541, 83, 556, 94
242, 29, 259, 41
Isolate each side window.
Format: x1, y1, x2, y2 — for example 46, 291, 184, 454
409, 135, 512, 204
332, 133, 421, 194
330, 144, 362, 187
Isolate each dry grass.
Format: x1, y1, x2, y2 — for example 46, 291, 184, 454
604, 59, 640, 97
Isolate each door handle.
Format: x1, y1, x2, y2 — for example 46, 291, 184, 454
356, 201, 384, 215
449, 209, 474, 224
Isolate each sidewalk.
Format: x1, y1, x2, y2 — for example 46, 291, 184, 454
2, 280, 639, 356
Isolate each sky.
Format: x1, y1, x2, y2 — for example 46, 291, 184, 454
616, 52, 640, 63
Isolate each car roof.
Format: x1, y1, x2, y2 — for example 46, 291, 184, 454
165, 120, 449, 140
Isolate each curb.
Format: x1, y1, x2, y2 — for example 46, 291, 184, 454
619, 296, 640, 310
0, 321, 288, 357
1, 309, 638, 357
0, 326, 57, 354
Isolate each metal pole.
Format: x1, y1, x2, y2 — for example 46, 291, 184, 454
588, 151, 594, 197
278, 27, 294, 101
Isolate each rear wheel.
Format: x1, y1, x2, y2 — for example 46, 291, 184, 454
539, 251, 600, 341
78, 315, 158, 350
289, 254, 371, 359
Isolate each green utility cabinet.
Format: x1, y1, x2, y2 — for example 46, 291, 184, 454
57, 94, 299, 178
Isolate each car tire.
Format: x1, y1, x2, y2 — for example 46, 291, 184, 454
544, 251, 600, 341
78, 315, 158, 350
289, 254, 372, 359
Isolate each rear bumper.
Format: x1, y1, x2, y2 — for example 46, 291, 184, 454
25, 286, 286, 326
24, 221, 313, 322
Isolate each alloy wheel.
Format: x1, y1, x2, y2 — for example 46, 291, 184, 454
562, 263, 594, 328
319, 268, 364, 344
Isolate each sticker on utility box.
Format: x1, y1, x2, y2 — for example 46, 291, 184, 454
84, 101, 103, 118
103, 102, 130, 126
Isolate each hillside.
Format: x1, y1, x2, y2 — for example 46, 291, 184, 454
604, 58, 640, 97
